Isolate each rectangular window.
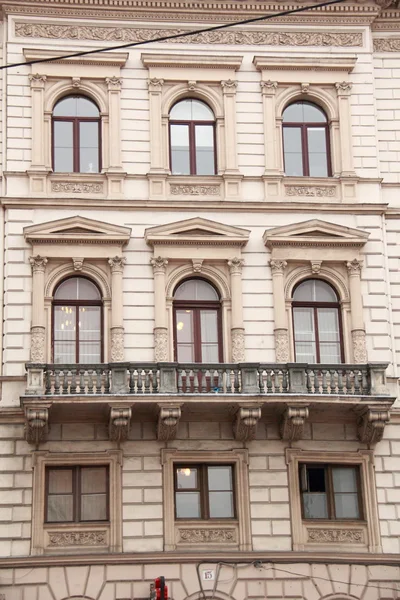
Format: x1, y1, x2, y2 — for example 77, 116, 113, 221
300, 464, 361, 520
175, 464, 234, 520
46, 466, 108, 523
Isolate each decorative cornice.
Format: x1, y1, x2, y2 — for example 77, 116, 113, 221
233, 406, 262, 441
264, 219, 370, 249
23, 48, 128, 67
254, 55, 357, 72
142, 53, 242, 69
24, 215, 131, 246
109, 406, 131, 442
145, 217, 250, 248
357, 407, 390, 445
157, 405, 182, 440
280, 405, 309, 441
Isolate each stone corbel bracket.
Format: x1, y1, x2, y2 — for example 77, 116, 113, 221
357, 406, 391, 445
233, 406, 262, 441
157, 405, 182, 440
280, 404, 309, 441
25, 406, 49, 444
109, 406, 132, 442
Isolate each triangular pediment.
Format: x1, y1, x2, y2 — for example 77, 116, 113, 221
145, 218, 250, 247
24, 216, 131, 245
263, 219, 369, 248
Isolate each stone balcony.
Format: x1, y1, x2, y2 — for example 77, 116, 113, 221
22, 362, 394, 446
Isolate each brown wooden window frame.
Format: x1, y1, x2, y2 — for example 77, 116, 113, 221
174, 463, 236, 520
45, 465, 109, 524
299, 463, 363, 521
292, 279, 344, 364
282, 101, 332, 178
173, 279, 223, 363
52, 96, 102, 174
52, 276, 104, 364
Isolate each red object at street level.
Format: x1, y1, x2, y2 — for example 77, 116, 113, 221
155, 577, 168, 600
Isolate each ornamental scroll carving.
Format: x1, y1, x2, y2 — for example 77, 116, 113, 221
231, 328, 245, 363
109, 407, 131, 442
157, 406, 181, 441
154, 327, 168, 361
374, 38, 400, 53
179, 528, 237, 543
274, 329, 290, 363
352, 329, 367, 364
233, 407, 262, 442
25, 408, 49, 444
51, 182, 103, 194
111, 327, 125, 362
15, 23, 363, 48
358, 407, 390, 445
285, 185, 336, 198
307, 528, 364, 544
48, 530, 107, 546
280, 405, 309, 441
170, 184, 220, 196
30, 326, 45, 363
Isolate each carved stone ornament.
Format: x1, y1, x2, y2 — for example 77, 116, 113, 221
280, 405, 309, 441
192, 259, 203, 273
30, 326, 46, 363
108, 255, 126, 273
358, 407, 390, 445
154, 327, 168, 361
221, 79, 238, 92
170, 184, 220, 196
109, 406, 132, 442
274, 328, 290, 363
179, 528, 237, 544
15, 24, 363, 48
228, 257, 244, 275
335, 81, 352, 95
301, 83, 310, 94
231, 327, 245, 363
111, 327, 125, 362
157, 406, 181, 441
311, 260, 322, 274
260, 80, 278, 94
346, 258, 363, 276
106, 76, 122, 90
148, 77, 164, 92
51, 181, 104, 194
48, 530, 107, 546
352, 329, 367, 364
25, 407, 49, 444
71, 77, 81, 88
374, 38, 400, 53
150, 256, 168, 273
233, 406, 262, 442
29, 255, 48, 273
307, 528, 364, 544
29, 73, 46, 86
188, 80, 197, 91
269, 259, 287, 275
285, 185, 336, 198
73, 257, 84, 271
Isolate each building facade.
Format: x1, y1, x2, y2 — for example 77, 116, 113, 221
1, 0, 400, 597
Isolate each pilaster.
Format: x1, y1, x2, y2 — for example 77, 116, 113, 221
151, 256, 169, 361
346, 259, 367, 363
228, 257, 245, 362
270, 259, 289, 362
108, 256, 126, 362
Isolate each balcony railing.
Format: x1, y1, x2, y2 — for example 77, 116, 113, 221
25, 361, 389, 397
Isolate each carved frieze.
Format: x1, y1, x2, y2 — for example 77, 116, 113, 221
170, 184, 220, 196
48, 530, 107, 546
231, 327, 245, 363
15, 23, 363, 48
179, 528, 237, 543
274, 328, 290, 363
307, 528, 364, 544
51, 181, 104, 194
352, 329, 367, 363
374, 38, 400, 52
358, 407, 390, 445
109, 407, 131, 442
110, 327, 125, 362
285, 185, 336, 197
157, 406, 182, 441
233, 407, 261, 441
280, 405, 309, 441
154, 327, 168, 361
30, 326, 46, 363
25, 407, 49, 444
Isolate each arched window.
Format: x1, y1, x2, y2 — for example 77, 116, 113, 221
52, 95, 101, 173
53, 277, 102, 364
174, 279, 222, 363
292, 279, 343, 364
169, 99, 216, 175
283, 101, 331, 177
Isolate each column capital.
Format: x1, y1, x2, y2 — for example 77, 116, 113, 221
270, 259, 287, 275
29, 255, 48, 274
29, 74, 47, 88
108, 255, 126, 273
335, 81, 352, 97
148, 78, 164, 93
260, 80, 278, 95
151, 256, 168, 274
228, 257, 244, 275
221, 79, 238, 94
346, 258, 363, 276
106, 76, 122, 91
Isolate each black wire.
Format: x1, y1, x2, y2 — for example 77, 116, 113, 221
1, 0, 346, 72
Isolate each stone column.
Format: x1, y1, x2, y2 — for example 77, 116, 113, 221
228, 257, 245, 362
346, 259, 367, 363
106, 77, 123, 171
335, 81, 355, 177
260, 80, 279, 175
29, 74, 47, 170
221, 80, 239, 174
151, 256, 169, 361
148, 78, 165, 173
29, 255, 48, 363
270, 259, 289, 362
108, 256, 126, 362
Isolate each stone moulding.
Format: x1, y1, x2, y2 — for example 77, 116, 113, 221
307, 528, 364, 544
15, 23, 363, 47
285, 185, 336, 197
170, 184, 220, 196
178, 528, 237, 543
47, 530, 107, 546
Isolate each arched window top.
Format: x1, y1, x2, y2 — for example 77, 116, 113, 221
283, 101, 327, 124
54, 277, 101, 302
174, 279, 219, 301
170, 99, 214, 121
53, 95, 100, 118
293, 279, 338, 303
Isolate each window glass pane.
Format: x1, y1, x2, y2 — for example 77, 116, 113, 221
209, 491, 234, 518
192, 100, 214, 121
208, 466, 232, 491
195, 125, 215, 175
303, 493, 328, 519
48, 469, 73, 494
53, 121, 74, 172
293, 307, 316, 363
334, 493, 360, 519
55, 278, 100, 301
170, 99, 213, 121
79, 306, 101, 364
317, 308, 341, 363
81, 467, 107, 494
293, 280, 337, 302
54, 96, 99, 117
308, 128, 328, 177
332, 467, 357, 493
176, 491, 201, 518
283, 102, 326, 123
79, 122, 99, 173
175, 279, 219, 301
176, 309, 194, 362
171, 124, 190, 175
81, 494, 107, 521
176, 467, 198, 489
47, 495, 73, 522
76, 97, 99, 117
54, 306, 77, 363
283, 127, 303, 176
200, 311, 219, 362
53, 97, 77, 117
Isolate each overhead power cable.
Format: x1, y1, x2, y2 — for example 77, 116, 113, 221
0, 0, 346, 71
